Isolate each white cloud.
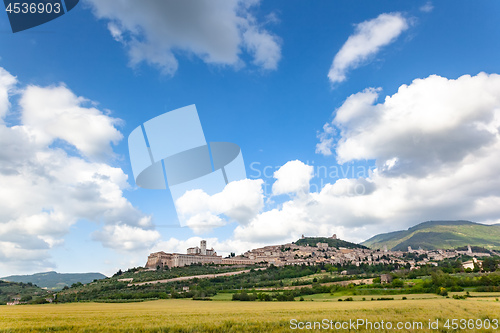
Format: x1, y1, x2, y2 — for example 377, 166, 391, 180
86, 0, 281, 75
233, 177, 385, 245
291, 72, 500, 241
0, 67, 154, 274
420, 2, 434, 13
173, 159, 381, 244
147, 72, 500, 253
326, 73, 500, 177
233, 199, 318, 244
175, 179, 264, 233
184, 213, 226, 235
315, 123, 335, 156
328, 13, 409, 84
272, 160, 314, 196
242, 27, 282, 70
20, 85, 123, 161
180, 72, 500, 247
92, 225, 160, 252
326, 177, 376, 197
0, 68, 16, 120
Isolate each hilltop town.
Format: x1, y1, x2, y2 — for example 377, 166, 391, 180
146, 235, 500, 271
7, 235, 499, 307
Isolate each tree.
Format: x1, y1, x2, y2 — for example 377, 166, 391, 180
482, 258, 499, 272
71, 282, 83, 288
391, 279, 404, 288
20, 295, 32, 302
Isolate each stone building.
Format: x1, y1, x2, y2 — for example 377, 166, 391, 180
380, 274, 393, 284
145, 240, 222, 268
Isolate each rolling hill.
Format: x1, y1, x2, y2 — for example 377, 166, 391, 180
361, 220, 500, 251
0, 280, 50, 305
294, 237, 368, 249
1, 271, 107, 291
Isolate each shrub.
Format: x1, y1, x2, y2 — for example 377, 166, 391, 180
437, 287, 448, 296
452, 295, 466, 299
257, 293, 272, 301
391, 279, 404, 288
232, 291, 256, 301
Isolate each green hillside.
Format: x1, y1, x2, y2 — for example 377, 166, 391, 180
0, 280, 50, 305
294, 237, 368, 249
1, 271, 107, 291
362, 220, 500, 251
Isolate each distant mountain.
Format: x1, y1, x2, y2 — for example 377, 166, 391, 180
1, 271, 107, 291
294, 237, 368, 249
362, 220, 500, 251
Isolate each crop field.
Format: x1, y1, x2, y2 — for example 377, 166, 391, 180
1, 297, 500, 332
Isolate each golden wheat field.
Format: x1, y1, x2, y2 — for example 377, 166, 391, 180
1, 298, 499, 332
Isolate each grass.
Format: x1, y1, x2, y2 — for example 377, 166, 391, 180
1, 298, 500, 332
297, 293, 444, 301
210, 293, 234, 301
273, 271, 333, 286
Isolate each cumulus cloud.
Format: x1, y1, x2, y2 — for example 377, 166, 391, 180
0, 67, 155, 274
93, 225, 160, 252
242, 26, 282, 70
233, 176, 383, 245
175, 160, 379, 244
0, 67, 16, 120
292, 72, 500, 240
315, 123, 336, 156
272, 160, 314, 196
322, 73, 500, 177
180, 72, 500, 248
147, 72, 500, 253
328, 13, 409, 84
86, 0, 282, 75
175, 179, 264, 233
20, 85, 123, 161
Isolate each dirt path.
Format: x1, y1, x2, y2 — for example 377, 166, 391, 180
129, 268, 266, 286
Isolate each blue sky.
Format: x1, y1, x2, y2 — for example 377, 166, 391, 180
1, 1, 500, 276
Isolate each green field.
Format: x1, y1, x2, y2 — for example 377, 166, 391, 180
1, 297, 500, 332
296, 292, 443, 301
